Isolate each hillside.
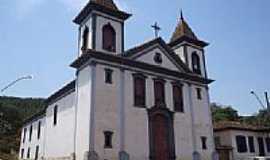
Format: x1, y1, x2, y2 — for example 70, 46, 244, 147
0, 96, 45, 160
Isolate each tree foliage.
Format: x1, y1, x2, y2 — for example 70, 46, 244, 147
0, 96, 45, 159
211, 103, 239, 122
211, 103, 270, 127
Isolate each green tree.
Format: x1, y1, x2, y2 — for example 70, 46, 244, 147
211, 103, 239, 122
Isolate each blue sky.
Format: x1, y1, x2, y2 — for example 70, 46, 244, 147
0, 0, 270, 115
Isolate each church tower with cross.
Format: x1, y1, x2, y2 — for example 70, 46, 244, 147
19, 1, 217, 160
169, 12, 209, 78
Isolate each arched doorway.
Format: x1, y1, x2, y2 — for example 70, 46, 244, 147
148, 106, 176, 160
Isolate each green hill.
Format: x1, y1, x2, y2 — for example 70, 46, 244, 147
0, 96, 45, 160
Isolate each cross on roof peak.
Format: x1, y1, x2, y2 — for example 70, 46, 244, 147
151, 22, 161, 38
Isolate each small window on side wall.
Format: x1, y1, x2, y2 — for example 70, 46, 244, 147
201, 136, 207, 150
37, 121, 41, 139
29, 125, 33, 142
23, 128, 27, 143
104, 131, 113, 148
21, 148, 24, 159
35, 145, 39, 160
53, 105, 58, 126
196, 88, 202, 100
105, 69, 113, 84
27, 147, 30, 159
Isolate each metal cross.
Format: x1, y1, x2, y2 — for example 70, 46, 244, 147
151, 22, 161, 38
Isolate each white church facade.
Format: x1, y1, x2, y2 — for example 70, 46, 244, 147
19, 0, 216, 160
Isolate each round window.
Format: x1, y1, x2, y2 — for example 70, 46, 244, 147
154, 52, 162, 64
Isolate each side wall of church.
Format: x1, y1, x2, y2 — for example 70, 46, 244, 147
44, 91, 75, 159
19, 117, 46, 160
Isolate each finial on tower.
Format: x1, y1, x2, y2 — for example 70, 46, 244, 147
180, 9, 184, 20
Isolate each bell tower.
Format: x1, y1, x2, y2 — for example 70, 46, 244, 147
169, 12, 209, 78
73, 0, 131, 56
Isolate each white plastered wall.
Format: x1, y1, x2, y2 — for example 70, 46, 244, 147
44, 91, 75, 158
19, 117, 45, 160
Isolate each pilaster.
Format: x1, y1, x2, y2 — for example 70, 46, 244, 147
89, 62, 97, 152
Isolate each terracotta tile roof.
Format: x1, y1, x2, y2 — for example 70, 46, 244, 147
214, 121, 270, 132
170, 16, 198, 43
90, 0, 118, 11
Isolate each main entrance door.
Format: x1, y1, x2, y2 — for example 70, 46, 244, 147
148, 106, 175, 160
153, 115, 169, 160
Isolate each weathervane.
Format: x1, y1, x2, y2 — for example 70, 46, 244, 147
151, 22, 161, 38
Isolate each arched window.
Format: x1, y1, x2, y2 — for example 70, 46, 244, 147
82, 26, 89, 50
102, 23, 116, 52
192, 52, 201, 75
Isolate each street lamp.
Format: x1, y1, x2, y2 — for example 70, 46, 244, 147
1, 75, 33, 94
250, 90, 270, 110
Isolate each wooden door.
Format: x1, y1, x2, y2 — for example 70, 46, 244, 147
218, 150, 230, 160
153, 115, 169, 160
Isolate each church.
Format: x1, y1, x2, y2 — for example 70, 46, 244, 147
19, 0, 216, 160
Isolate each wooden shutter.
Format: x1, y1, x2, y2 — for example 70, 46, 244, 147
173, 85, 184, 112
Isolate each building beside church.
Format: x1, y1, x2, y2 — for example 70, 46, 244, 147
19, 0, 216, 160
214, 121, 270, 160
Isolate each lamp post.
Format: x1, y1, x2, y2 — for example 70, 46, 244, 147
250, 91, 266, 110
1, 75, 33, 95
